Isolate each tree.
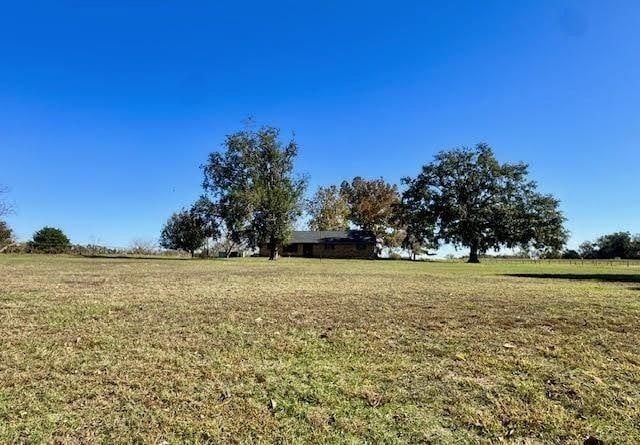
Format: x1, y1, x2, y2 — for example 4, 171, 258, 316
306, 185, 350, 231
0, 184, 13, 218
0, 221, 13, 247
397, 179, 437, 260
578, 232, 640, 259
160, 207, 210, 257
561, 249, 581, 259
0, 185, 16, 250
633, 234, 640, 259
340, 177, 400, 243
594, 232, 633, 259
401, 143, 567, 263
191, 197, 222, 256
202, 125, 306, 260
129, 238, 158, 255
579, 241, 597, 259
211, 231, 248, 258
30, 227, 71, 253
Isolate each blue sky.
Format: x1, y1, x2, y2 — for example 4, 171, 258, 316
1, 1, 639, 251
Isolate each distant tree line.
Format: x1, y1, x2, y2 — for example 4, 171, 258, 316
1, 124, 572, 264
561, 232, 640, 260
160, 124, 568, 263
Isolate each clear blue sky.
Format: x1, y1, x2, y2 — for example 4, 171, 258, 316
1, 1, 639, 250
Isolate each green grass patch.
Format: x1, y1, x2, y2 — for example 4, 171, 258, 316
1, 255, 639, 443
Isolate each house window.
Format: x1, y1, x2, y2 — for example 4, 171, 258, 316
324, 243, 335, 250
283, 243, 298, 253
356, 243, 367, 251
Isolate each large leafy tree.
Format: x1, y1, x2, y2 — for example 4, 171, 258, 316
202, 125, 306, 260
306, 185, 350, 231
160, 205, 214, 257
340, 177, 400, 243
402, 143, 567, 263
594, 232, 634, 259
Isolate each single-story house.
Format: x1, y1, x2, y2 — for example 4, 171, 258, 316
259, 230, 377, 259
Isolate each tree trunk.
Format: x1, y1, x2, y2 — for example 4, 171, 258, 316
190, 250, 195, 258
268, 238, 279, 260
468, 241, 480, 263
225, 242, 237, 258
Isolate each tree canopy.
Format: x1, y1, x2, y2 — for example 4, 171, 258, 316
160, 206, 212, 257
30, 227, 71, 253
401, 143, 567, 262
579, 232, 640, 259
340, 177, 400, 243
202, 125, 306, 259
306, 185, 350, 231
397, 182, 437, 259
191, 197, 221, 242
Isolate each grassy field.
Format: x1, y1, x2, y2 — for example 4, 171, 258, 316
1, 256, 639, 444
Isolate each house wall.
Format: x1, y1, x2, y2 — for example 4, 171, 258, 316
259, 242, 376, 259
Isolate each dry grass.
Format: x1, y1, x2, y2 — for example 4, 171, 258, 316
1, 255, 639, 444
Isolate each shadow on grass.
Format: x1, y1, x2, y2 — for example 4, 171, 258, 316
505, 273, 640, 285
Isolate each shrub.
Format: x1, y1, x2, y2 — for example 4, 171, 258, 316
30, 227, 71, 253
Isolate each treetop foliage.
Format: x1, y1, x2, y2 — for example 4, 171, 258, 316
306, 185, 350, 231
160, 204, 216, 257
578, 232, 640, 259
30, 227, 71, 253
401, 143, 567, 262
202, 125, 306, 259
339, 177, 400, 240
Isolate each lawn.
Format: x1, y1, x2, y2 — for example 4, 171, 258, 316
0, 255, 639, 444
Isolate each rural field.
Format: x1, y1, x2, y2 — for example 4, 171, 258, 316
0, 255, 639, 444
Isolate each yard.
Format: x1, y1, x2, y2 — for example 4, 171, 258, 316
0, 255, 639, 444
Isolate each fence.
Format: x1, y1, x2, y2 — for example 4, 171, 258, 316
449, 258, 640, 267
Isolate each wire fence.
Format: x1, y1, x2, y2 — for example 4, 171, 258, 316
448, 258, 640, 267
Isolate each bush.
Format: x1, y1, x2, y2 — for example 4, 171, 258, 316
30, 227, 71, 253
2, 242, 29, 254
70, 244, 123, 256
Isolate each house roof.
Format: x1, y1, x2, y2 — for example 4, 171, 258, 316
289, 230, 376, 244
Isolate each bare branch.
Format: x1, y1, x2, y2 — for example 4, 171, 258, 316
0, 184, 14, 218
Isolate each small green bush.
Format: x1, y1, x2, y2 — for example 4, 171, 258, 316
30, 227, 71, 253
